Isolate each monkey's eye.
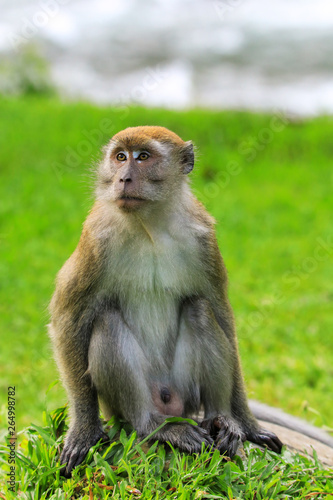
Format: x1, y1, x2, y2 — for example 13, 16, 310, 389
138, 152, 150, 161
116, 152, 127, 161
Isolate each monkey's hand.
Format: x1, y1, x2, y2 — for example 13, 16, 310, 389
155, 422, 214, 454
60, 424, 109, 477
200, 415, 246, 458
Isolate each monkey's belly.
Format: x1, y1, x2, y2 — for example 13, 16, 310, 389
151, 383, 184, 417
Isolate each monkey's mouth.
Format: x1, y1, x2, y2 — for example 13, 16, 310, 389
116, 195, 147, 210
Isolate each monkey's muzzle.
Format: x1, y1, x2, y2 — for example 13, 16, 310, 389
116, 196, 147, 210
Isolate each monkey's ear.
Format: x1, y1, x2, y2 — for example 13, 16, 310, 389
181, 141, 195, 174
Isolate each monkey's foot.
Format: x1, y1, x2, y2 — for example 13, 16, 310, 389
157, 422, 214, 454
201, 415, 245, 458
60, 426, 109, 477
247, 427, 283, 454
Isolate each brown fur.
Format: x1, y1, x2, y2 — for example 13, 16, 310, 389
50, 126, 282, 477
111, 126, 186, 148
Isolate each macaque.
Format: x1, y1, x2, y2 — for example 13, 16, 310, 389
49, 126, 282, 477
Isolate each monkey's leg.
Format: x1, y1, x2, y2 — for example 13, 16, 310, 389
88, 310, 213, 453
178, 298, 282, 457
219, 330, 282, 452
49, 323, 108, 477
59, 388, 108, 477
174, 298, 244, 456
224, 330, 283, 454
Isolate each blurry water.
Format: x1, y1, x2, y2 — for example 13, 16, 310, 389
0, 0, 333, 115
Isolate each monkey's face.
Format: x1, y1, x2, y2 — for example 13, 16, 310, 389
96, 126, 194, 212
108, 142, 173, 211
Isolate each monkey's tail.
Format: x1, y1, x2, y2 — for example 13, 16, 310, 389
249, 400, 333, 449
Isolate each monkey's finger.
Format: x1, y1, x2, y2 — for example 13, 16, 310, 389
251, 430, 283, 454
71, 443, 94, 472
179, 424, 214, 453
62, 446, 85, 475
60, 462, 72, 478
60, 442, 85, 477
227, 439, 240, 458
71, 447, 90, 471
213, 416, 224, 430
60, 448, 72, 477
199, 419, 215, 435
201, 435, 215, 450
60, 468, 70, 478
215, 437, 241, 457
59, 463, 70, 478
216, 440, 239, 458
266, 431, 283, 452
273, 435, 284, 452
195, 427, 215, 447
260, 434, 283, 454
216, 431, 241, 457
60, 446, 69, 465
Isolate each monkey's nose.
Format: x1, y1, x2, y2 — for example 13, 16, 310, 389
119, 176, 132, 183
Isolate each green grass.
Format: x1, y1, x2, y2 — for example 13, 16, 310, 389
0, 95, 332, 496
1, 408, 333, 499
1, 96, 332, 429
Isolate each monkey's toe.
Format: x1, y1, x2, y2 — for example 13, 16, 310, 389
215, 426, 245, 457
215, 430, 242, 458
247, 428, 283, 454
160, 422, 214, 454
200, 418, 217, 437
203, 415, 245, 458
185, 424, 214, 452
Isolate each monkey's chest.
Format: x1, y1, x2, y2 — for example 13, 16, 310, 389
106, 231, 204, 298
104, 232, 204, 348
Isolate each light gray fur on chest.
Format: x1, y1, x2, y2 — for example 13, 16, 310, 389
101, 224, 205, 352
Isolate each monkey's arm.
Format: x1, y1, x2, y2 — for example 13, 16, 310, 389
49, 224, 107, 476
199, 233, 283, 454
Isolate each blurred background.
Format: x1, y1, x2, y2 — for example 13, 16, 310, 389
1, 0, 333, 114
0, 0, 332, 433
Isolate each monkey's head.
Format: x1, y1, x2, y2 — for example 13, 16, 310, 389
96, 126, 194, 212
